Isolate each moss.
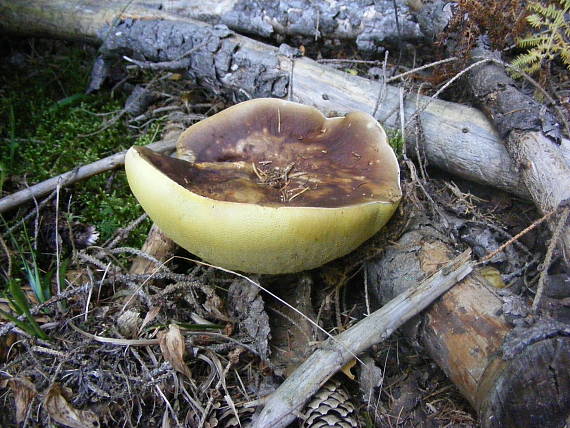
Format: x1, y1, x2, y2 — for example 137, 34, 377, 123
387, 129, 405, 158
0, 40, 158, 248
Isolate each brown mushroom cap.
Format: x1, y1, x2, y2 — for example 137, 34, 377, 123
125, 98, 401, 274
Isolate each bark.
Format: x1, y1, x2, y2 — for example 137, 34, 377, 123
366, 218, 570, 428
467, 45, 570, 258
140, 0, 423, 53
128, 223, 176, 275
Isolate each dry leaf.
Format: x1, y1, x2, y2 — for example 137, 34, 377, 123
139, 305, 161, 334
479, 266, 506, 288
341, 358, 357, 380
419, 241, 450, 275
44, 383, 99, 428
159, 324, 192, 378
1, 377, 37, 423
0, 333, 17, 363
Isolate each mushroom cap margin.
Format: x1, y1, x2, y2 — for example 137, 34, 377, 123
125, 145, 400, 274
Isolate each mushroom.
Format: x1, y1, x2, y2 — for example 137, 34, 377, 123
125, 98, 401, 274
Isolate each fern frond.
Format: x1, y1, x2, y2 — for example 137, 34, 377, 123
526, 14, 546, 28
540, 4, 561, 19
560, 49, 570, 68
528, 2, 553, 18
526, 62, 543, 75
518, 35, 547, 47
512, 51, 542, 68
511, 0, 570, 78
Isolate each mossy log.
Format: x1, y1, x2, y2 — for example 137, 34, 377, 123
366, 218, 570, 428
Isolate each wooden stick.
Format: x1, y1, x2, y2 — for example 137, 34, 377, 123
0, 138, 176, 214
252, 250, 472, 428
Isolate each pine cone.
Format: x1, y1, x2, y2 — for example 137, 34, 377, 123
301, 378, 358, 428
215, 406, 255, 427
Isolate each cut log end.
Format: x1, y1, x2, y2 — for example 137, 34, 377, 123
480, 337, 570, 428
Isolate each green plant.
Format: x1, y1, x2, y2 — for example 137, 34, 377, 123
0, 222, 72, 339
0, 277, 49, 340
387, 129, 405, 157
512, 0, 570, 78
21, 249, 52, 304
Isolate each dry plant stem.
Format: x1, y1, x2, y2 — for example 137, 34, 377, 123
533, 207, 570, 311
0, 271, 194, 337
179, 257, 365, 364
103, 213, 148, 249
385, 57, 458, 83
253, 250, 472, 428
0, 137, 178, 214
477, 207, 561, 265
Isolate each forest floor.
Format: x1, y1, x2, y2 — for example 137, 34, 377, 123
0, 7, 568, 426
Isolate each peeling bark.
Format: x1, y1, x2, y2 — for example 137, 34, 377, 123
142, 0, 423, 52
415, 1, 570, 257
467, 46, 570, 257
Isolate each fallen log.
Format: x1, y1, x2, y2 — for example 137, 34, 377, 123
366, 217, 570, 428
140, 0, 424, 53
416, 0, 570, 258
467, 45, 570, 259
4, 0, 570, 203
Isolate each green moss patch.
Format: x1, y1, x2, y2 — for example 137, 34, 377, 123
0, 40, 156, 247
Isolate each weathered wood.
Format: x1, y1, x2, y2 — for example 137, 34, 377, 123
366, 218, 570, 428
0, 138, 177, 214
252, 250, 472, 428
128, 223, 176, 275
4, 0, 570, 202
141, 0, 423, 52
416, 1, 570, 258
467, 45, 570, 258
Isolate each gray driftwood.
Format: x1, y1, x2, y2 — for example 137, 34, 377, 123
366, 217, 570, 428
142, 0, 423, 52
4, 0, 570, 205
0, 137, 177, 214
252, 250, 472, 428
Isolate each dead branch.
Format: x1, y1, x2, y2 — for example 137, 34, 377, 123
366, 218, 570, 428
140, 0, 424, 53
467, 45, 570, 258
0, 138, 177, 214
